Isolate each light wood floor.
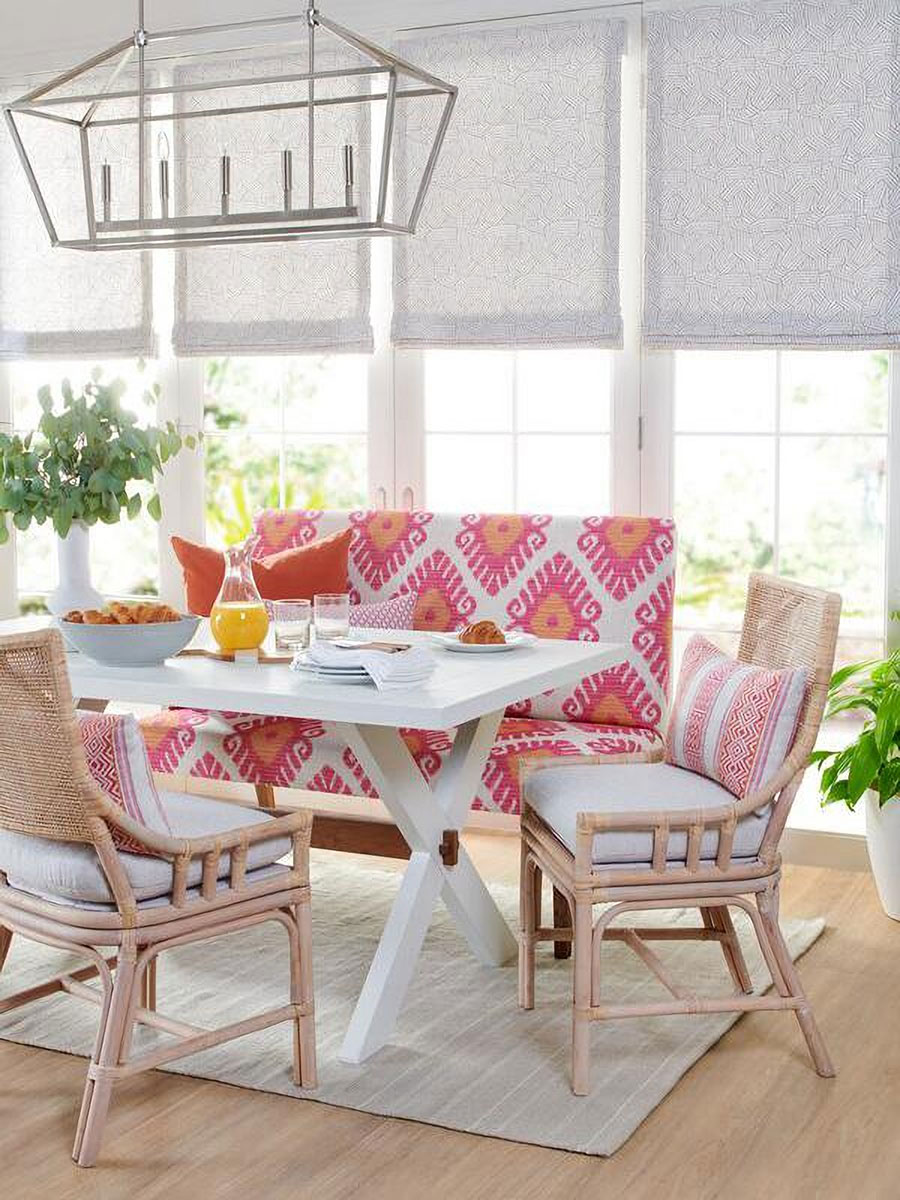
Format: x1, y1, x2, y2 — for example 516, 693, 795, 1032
1, 833, 897, 1200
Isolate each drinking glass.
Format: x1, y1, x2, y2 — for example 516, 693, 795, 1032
271, 599, 312, 651
314, 593, 350, 642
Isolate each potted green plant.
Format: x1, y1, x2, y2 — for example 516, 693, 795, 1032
0, 374, 195, 616
813, 647, 900, 919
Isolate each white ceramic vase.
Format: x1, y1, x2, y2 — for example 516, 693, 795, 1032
47, 521, 104, 618
865, 789, 900, 921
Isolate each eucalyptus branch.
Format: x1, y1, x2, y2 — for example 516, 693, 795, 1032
0, 375, 197, 545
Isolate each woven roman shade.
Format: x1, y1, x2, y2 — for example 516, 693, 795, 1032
172, 47, 373, 357
391, 16, 626, 350
0, 83, 154, 361
644, 0, 900, 349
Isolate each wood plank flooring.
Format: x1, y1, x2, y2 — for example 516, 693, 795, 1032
0, 834, 897, 1200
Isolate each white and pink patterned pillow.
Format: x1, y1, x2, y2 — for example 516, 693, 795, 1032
349, 591, 416, 631
78, 713, 173, 857
665, 634, 806, 799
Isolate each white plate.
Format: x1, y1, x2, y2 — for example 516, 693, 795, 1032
428, 630, 536, 654
292, 654, 370, 674
292, 663, 373, 684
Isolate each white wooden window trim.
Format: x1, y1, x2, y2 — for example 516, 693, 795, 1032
0, 362, 15, 619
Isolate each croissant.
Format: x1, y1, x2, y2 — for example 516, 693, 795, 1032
83, 610, 116, 625
459, 620, 506, 645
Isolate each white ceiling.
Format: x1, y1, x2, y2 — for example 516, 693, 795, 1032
0, 0, 613, 75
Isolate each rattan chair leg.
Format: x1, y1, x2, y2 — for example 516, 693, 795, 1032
0, 925, 12, 974
518, 848, 539, 1010
73, 954, 138, 1168
757, 890, 835, 1078
553, 887, 572, 960
703, 906, 753, 994
292, 899, 317, 1089
145, 957, 157, 1012
572, 899, 593, 1096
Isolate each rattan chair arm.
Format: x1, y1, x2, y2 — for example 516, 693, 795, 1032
97, 798, 313, 860
575, 801, 736, 836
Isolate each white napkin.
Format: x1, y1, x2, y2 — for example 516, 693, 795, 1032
293, 641, 436, 691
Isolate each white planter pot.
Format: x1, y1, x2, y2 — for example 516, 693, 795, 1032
865, 789, 900, 921
47, 522, 104, 618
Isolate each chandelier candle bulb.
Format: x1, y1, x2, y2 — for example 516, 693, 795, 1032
282, 148, 293, 212
220, 152, 231, 216
158, 158, 169, 219
101, 162, 112, 222
343, 143, 354, 207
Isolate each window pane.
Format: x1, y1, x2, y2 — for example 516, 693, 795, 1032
15, 521, 57, 603
426, 434, 514, 511
283, 436, 367, 509
11, 361, 161, 603
425, 351, 514, 432
675, 351, 776, 433
204, 433, 282, 548
780, 350, 889, 433
516, 350, 611, 432
204, 358, 281, 434
517, 435, 610, 514
674, 435, 776, 628
779, 436, 886, 632
283, 357, 368, 433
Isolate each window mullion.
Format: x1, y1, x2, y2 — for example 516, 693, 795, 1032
886, 350, 900, 650
773, 351, 782, 577
0, 364, 16, 619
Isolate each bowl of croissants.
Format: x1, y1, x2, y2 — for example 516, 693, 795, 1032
59, 603, 200, 667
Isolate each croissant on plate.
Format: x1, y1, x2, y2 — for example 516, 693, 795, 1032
459, 620, 506, 645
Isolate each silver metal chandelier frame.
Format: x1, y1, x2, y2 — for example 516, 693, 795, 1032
2, 2, 457, 251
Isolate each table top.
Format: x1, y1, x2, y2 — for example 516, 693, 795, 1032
0, 619, 621, 731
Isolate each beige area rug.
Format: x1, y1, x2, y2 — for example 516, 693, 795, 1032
0, 853, 824, 1156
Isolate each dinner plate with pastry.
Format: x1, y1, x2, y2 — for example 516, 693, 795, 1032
428, 620, 536, 654
59, 602, 200, 667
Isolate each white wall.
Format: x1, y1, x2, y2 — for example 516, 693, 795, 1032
0, 0, 631, 75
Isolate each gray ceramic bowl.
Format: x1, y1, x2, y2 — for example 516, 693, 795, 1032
59, 615, 200, 667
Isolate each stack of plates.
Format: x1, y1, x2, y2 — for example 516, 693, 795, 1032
292, 653, 373, 685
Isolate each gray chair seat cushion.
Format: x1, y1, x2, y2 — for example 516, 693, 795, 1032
0, 792, 292, 906
525, 763, 770, 867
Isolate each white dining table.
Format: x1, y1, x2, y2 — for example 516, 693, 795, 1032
0, 619, 621, 1063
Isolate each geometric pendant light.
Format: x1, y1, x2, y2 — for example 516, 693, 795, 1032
3, 2, 457, 251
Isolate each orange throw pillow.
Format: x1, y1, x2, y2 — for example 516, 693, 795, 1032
171, 529, 352, 616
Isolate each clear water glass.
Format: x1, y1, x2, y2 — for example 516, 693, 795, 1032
314, 593, 350, 642
272, 599, 312, 651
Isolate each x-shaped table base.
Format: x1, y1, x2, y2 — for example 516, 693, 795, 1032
336, 710, 518, 1064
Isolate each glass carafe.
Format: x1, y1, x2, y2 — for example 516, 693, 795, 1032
209, 541, 270, 653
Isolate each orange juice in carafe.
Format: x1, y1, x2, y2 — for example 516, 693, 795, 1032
210, 601, 269, 652
210, 541, 269, 653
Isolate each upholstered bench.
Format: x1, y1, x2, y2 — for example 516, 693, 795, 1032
141, 509, 676, 817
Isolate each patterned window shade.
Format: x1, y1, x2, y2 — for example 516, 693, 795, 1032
391, 17, 626, 350
173, 51, 373, 357
0, 85, 154, 361
644, 0, 900, 349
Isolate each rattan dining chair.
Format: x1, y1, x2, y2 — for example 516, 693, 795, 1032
518, 573, 841, 1095
0, 628, 316, 1167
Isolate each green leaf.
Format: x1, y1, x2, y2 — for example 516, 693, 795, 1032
875, 686, 900, 756
847, 731, 882, 804
0, 517, 8, 546
146, 493, 162, 522
126, 493, 142, 520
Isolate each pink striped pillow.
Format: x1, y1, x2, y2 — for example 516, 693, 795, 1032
349, 591, 416, 631
665, 635, 807, 799
78, 713, 173, 857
